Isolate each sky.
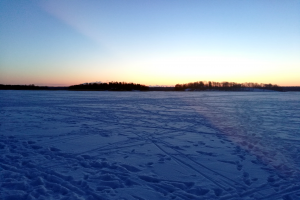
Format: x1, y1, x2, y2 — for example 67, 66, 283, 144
0, 0, 299, 86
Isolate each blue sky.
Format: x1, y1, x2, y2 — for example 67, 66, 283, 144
1, 0, 299, 86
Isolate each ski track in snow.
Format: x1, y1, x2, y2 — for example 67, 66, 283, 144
0, 91, 300, 200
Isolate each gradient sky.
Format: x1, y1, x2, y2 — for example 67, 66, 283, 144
1, 0, 299, 86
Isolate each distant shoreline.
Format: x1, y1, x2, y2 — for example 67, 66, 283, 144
1, 85, 300, 92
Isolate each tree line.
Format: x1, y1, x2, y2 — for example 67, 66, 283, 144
2, 82, 299, 92
175, 81, 283, 91
0, 84, 48, 90
68, 82, 149, 91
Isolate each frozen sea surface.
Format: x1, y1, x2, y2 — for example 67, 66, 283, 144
0, 91, 300, 200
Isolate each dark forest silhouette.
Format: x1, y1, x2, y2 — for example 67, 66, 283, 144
69, 82, 149, 91
1, 82, 300, 91
175, 81, 283, 91
0, 84, 48, 90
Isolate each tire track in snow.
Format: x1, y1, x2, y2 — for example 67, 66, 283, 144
129, 130, 247, 198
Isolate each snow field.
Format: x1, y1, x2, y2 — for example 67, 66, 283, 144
0, 91, 300, 200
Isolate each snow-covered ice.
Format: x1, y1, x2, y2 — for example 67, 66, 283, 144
0, 91, 300, 200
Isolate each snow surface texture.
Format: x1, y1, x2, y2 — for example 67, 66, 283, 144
0, 91, 300, 200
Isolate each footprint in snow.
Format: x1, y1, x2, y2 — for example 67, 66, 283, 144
31, 145, 42, 150
49, 147, 61, 152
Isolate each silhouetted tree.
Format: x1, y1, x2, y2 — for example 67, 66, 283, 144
173, 80, 283, 91
69, 82, 149, 91
0, 84, 48, 90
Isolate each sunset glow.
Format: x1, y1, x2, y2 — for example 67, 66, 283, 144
1, 0, 299, 86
